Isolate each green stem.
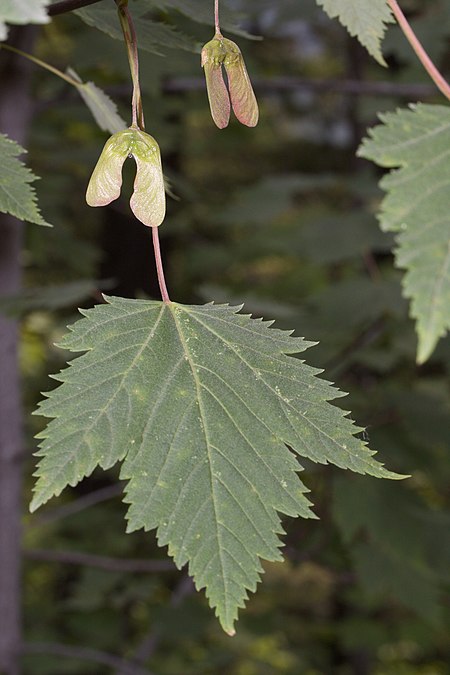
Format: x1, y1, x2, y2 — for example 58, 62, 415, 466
387, 0, 450, 101
116, 0, 144, 129
0, 44, 80, 87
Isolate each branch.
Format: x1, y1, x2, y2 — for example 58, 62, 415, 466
161, 76, 437, 98
387, 0, 450, 101
48, 0, 104, 16
22, 642, 153, 675
25, 548, 176, 573
30, 484, 122, 527
115, 575, 194, 673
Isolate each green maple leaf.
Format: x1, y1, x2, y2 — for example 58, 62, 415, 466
315, 0, 393, 65
31, 298, 402, 634
358, 104, 450, 363
0, 133, 50, 227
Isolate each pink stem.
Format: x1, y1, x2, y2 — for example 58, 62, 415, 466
387, 0, 450, 101
214, 0, 221, 36
152, 227, 171, 303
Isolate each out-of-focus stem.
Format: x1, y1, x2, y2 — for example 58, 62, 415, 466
387, 0, 450, 101
0, 44, 79, 86
48, 0, 103, 15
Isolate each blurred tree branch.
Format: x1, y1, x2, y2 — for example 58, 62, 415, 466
22, 642, 153, 675
161, 76, 437, 98
30, 484, 123, 527
115, 575, 194, 674
25, 548, 176, 573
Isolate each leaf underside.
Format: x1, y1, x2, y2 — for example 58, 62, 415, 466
358, 104, 450, 363
0, 133, 50, 227
67, 68, 127, 135
31, 298, 401, 634
316, 0, 393, 65
75, 2, 198, 55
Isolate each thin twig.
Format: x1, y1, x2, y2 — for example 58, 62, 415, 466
30, 484, 123, 527
48, 0, 104, 16
152, 228, 171, 303
161, 76, 437, 98
115, 575, 194, 673
25, 548, 176, 573
0, 43, 79, 86
22, 642, 153, 675
387, 0, 450, 101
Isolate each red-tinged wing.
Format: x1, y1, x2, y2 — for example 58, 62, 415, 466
225, 57, 259, 128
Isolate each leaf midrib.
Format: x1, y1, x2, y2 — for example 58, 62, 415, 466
169, 304, 232, 630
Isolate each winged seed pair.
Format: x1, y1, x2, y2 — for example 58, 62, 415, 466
85, 34, 258, 227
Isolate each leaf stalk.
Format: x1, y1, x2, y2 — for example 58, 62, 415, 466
152, 227, 171, 303
387, 0, 450, 101
214, 0, 221, 36
114, 0, 171, 302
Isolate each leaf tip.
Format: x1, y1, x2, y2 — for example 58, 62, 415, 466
29, 493, 43, 514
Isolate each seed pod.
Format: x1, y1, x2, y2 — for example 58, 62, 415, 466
129, 131, 165, 228
86, 127, 166, 227
201, 36, 259, 129
222, 38, 259, 128
86, 130, 130, 207
201, 38, 230, 129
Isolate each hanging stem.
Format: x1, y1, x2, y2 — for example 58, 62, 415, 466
152, 228, 171, 303
214, 0, 221, 36
115, 0, 171, 303
116, 0, 145, 129
387, 0, 450, 102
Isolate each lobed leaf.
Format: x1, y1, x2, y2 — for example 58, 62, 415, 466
315, 0, 393, 66
31, 298, 402, 634
358, 104, 450, 363
0, 133, 50, 226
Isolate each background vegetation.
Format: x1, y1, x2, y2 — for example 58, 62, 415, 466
1, 0, 449, 673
